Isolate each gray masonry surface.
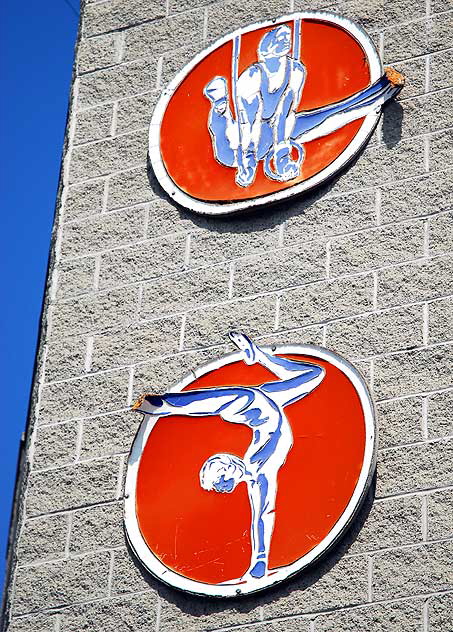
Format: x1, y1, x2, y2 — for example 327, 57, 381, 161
2, 0, 453, 630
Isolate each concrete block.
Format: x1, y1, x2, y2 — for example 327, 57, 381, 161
45, 336, 87, 382
59, 593, 158, 632
98, 233, 187, 290
141, 265, 230, 317
77, 33, 119, 75
377, 255, 453, 309
51, 290, 85, 349
348, 495, 422, 554
233, 242, 326, 298
429, 11, 453, 52
77, 59, 157, 109
17, 514, 69, 565
293, 0, 334, 8
33, 422, 78, 469
7, 614, 57, 631
284, 190, 376, 245
123, 11, 205, 62
13, 552, 110, 615
427, 389, 453, 438
377, 439, 452, 497
107, 167, 154, 210
183, 295, 277, 348
280, 274, 374, 330
69, 128, 148, 184
330, 221, 424, 276
133, 346, 231, 396
429, 211, 453, 256
189, 223, 279, 268
146, 198, 198, 240
257, 325, 324, 347
158, 585, 263, 631
115, 92, 159, 135
60, 206, 145, 259
372, 541, 453, 599
380, 169, 452, 223
429, 296, 453, 344
374, 345, 453, 399
168, 0, 216, 15
430, 129, 453, 171
80, 411, 136, 460
343, 0, 425, 31
70, 501, 124, 554
74, 104, 113, 145
428, 592, 453, 632
111, 547, 153, 595
63, 179, 105, 223
160, 41, 206, 85
354, 359, 372, 382
264, 554, 368, 617
50, 286, 139, 338
427, 488, 453, 540
315, 599, 422, 631
391, 57, 426, 99
376, 396, 423, 449
326, 305, 423, 358
384, 19, 428, 62
430, 49, 453, 91
39, 369, 129, 423
55, 257, 96, 300
83, 0, 166, 37
91, 316, 182, 372
27, 456, 122, 515
333, 137, 426, 194
429, 88, 453, 134
207, 0, 300, 41
431, 0, 453, 11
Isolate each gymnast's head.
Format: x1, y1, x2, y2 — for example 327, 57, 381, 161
199, 453, 247, 493
258, 25, 292, 61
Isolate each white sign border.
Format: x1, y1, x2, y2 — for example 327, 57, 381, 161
124, 344, 376, 597
148, 11, 382, 216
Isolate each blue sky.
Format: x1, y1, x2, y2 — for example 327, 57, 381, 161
0, 0, 79, 591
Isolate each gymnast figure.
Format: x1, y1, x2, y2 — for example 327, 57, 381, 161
134, 332, 325, 581
204, 23, 404, 186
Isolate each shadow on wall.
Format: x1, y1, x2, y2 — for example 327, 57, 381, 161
381, 100, 404, 149
146, 98, 404, 234
125, 472, 377, 620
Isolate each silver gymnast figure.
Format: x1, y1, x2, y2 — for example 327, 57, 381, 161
204, 23, 403, 186
134, 332, 325, 581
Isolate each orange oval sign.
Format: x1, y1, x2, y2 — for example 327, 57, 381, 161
125, 336, 376, 597
149, 12, 401, 215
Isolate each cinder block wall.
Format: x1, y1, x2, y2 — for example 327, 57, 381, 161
3, 0, 452, 630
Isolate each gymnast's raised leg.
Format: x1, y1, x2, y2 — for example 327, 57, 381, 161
228, 331, 325, 407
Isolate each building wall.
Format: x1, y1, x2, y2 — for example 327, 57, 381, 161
3, 0, 452, 630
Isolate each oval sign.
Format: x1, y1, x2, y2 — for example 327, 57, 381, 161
149, 11, 402, 215
125, 335, 376, 597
